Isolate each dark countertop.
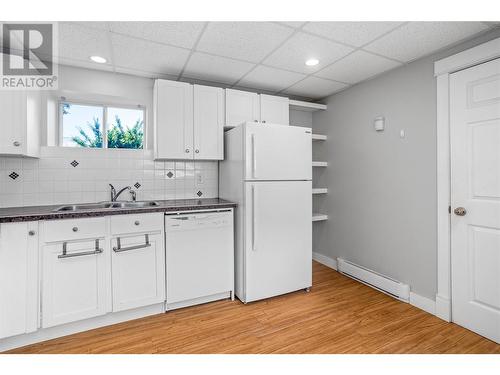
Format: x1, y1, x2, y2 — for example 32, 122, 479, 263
0, 198, 237, 223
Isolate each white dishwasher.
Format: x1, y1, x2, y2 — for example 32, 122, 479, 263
165, 209, 234, 311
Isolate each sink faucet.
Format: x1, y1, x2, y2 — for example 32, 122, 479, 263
109, 184, 131, 202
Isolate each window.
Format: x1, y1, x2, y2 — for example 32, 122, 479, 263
60, 101, 145, 149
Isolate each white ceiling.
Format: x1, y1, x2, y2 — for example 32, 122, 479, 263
51, 22, 499, 100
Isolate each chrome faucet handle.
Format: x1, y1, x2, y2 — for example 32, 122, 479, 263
129, 190, 137, 202
109, 184, 116, 201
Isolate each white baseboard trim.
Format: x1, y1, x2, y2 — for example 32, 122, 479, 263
312, 252, 337, 270
435, 294, 452, 322
410, 292, 436, 316
314, 254, 438, 317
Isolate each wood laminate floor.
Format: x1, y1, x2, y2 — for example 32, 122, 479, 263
6, 261, 500, 354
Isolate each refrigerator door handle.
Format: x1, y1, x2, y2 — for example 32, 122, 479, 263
252, 185, 257, 251
251, 133, 257, 178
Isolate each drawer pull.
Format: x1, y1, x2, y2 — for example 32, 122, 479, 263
72, 227, 78, 232
113, 234, 150, 253
28, 230, 36, 236
58, 239, 103, 259
134, 220, 140, 226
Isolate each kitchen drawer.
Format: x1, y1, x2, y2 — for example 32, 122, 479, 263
110, 213, 163, 235
43, 217, 106, 243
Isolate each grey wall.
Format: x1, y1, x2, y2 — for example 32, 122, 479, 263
312, 29, 500, 300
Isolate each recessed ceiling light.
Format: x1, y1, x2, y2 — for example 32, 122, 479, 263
305, 58, 319, 66
90, 55, 107, 64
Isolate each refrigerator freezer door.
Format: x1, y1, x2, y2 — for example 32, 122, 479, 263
244, 123, 312, 181
244, 180, 312, 302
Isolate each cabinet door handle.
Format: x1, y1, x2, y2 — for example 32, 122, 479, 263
195, 149, 200, 153
262, 120, 266, 124
185, 148, 190, 153
28, 230, 36, 236
134, 220, 140, 226
72, 227, 78, 232
113, 234, 151, 253
13, 141, 21, 147
58, 239, 103, 259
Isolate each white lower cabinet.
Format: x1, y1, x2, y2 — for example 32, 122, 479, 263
41, 238, 110, 328
0, 222, 38, 339
111, 232, 165, 312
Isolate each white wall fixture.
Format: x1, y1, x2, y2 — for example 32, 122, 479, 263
373, 116, 385, 131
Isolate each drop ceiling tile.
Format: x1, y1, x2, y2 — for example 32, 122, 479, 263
239, 65, 306, 91
303, 22, 404, 47
263, 32, 354, 74
111, 34, 190, 76
69, 22, 110, 31
196, 22, 294, 63
315, 50, 402, 84
277, 22, 307, 28
109, 21, 205, 49
284, 76, 349, 99
364, 21, 489, 62
58, 23, 113, 64
183, 52, 255, 85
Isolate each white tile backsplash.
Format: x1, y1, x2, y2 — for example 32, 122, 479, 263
0, 147, 219, 208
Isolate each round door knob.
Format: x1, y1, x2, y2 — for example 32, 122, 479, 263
454, 207, 467, 216
28, 230, 36, 236
72, 227, 78, 232
134, 220, 140, 226
13, 141, 21, 147
262, 120, 266, 123
195, 149, 200, 153
185, 149, 190, 153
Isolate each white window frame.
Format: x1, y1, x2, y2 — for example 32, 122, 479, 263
434, 37, 500, 323
58, 98, 146, 150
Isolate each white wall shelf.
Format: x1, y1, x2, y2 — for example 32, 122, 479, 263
312, 213, 328, 222
312, 161, 328, 167
289, 99, 327, 112
312, 188, 328, 194
312, 133, 327, 141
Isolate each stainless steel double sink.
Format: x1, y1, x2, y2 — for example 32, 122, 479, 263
53, 201, 159, 212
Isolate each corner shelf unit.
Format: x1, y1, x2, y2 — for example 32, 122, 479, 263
312, 213, 328, 222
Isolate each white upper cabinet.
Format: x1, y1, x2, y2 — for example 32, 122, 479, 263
154, 80, 223, 160
194, 85, 224, 160
225, 89, 260, 127
0, 90, 41, 157
259, 94, 289, 125
154, 80, 194, 160
0, 222, 39, 339
225, 89, 290, 127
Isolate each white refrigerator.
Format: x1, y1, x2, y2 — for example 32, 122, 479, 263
219, 122, 312, 303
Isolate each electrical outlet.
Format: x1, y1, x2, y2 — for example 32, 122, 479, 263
196, 172, 204, 185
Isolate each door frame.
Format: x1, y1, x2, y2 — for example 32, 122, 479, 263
434, 37, 500, 322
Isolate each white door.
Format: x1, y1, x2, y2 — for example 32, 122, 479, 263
450, 58, 500, 343
0, 91, 25, 155
244, 123, 312, 181
111, 233, 165, 312
0, 222, 38, 339
244, 181, 312, 302
154, 80, 194, 159
41, 239, 109, 328
225, 89, 260, 127
194, 84, 224, 160
260, 94, 289, 125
